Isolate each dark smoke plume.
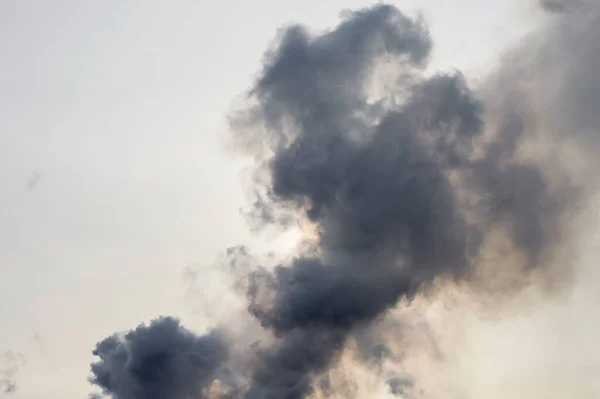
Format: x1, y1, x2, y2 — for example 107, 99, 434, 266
89, 2, 597, 398
0, 351, 26, 396
539, 0, 589, 13
89, 317, 229, 399
541, 0, 570, 12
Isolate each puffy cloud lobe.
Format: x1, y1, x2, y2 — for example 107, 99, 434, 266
89, 317, 229, 399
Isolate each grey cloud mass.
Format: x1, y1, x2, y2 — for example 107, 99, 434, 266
88, 2, 598, 399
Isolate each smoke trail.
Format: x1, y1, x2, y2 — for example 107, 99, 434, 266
0, 351, 26, 396
89, 2, 597, 398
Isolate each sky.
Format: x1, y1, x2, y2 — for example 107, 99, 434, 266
1, 1, 598, 398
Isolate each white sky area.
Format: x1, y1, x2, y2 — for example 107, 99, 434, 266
0, 1, 598, 398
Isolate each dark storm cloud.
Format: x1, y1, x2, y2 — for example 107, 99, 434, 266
89, 317, 229, 399
88, 2, 595, 398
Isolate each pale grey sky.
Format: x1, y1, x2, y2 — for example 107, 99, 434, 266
2, 1, 597, 398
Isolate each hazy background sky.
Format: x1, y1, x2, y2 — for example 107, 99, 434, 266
1, 1, 598, 398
